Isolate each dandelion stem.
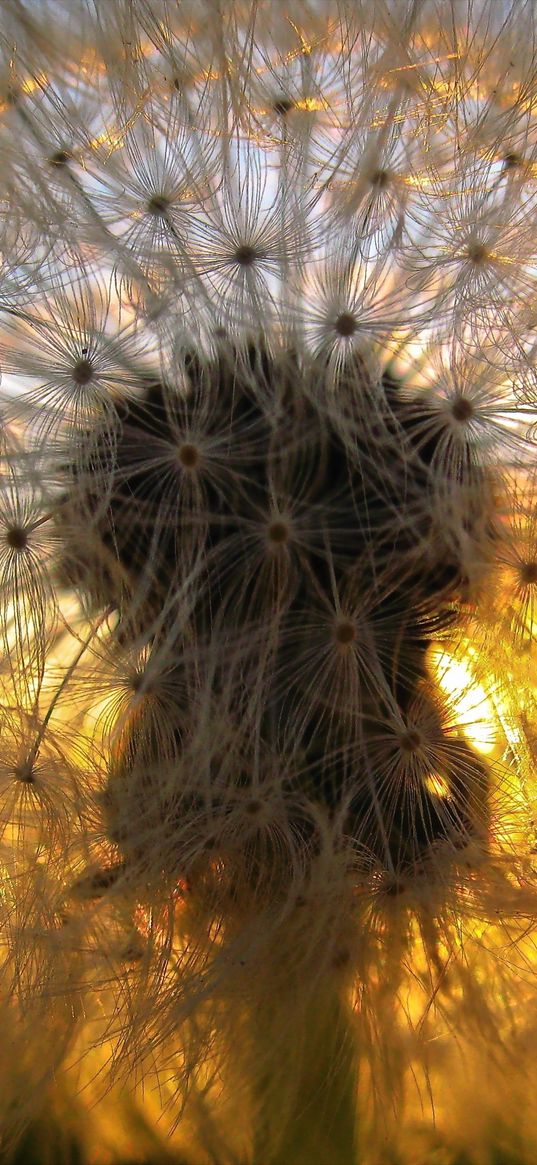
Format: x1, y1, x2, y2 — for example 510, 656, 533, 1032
252, 987, 358, 1165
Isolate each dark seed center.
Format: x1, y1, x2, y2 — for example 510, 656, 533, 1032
234, 244, 258, 267
335, 312, 357, 337
520, 560, 537, 585
332, 947, 351, 968
6, 526, 28, 550
399, 730, 422, 753
370, 167, 390, 188
178, 443, 200, 468
72, 358, 94, 386
245, 799, 263, 815
451, 396, 474, 422
334, 619, 356, 645
147, 194, 170, 215
467, 242, 488, 264
267, 520, 290, 544
15, 761, 35, 783
273, 96, 295, 116
49, 149, 72, 168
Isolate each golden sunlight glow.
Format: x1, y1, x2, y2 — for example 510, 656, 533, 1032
403, 173, 435, 188
19, 73, 47, 96
0, 71, 48, 114
90, 130, 126, 154
295, 97, 328, 113
424, 772, 451, 799
431, 647, 497, 754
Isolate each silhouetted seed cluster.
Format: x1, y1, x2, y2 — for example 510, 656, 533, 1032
60, 343, 492, 886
